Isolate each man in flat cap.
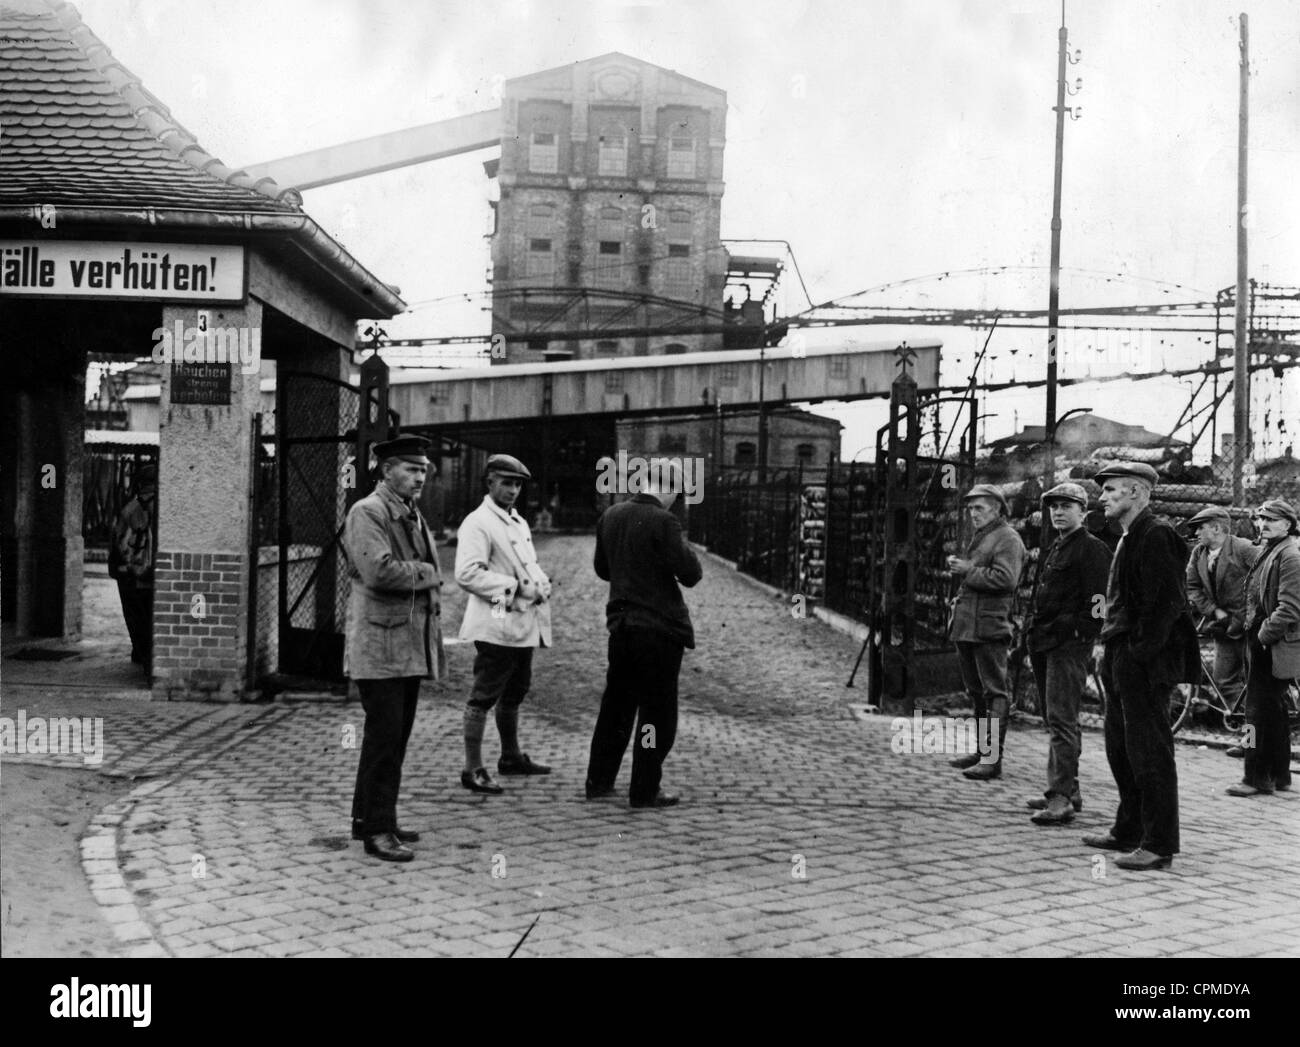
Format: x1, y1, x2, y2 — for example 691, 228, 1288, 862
1022, 482, 1112, 824
1235, 498, 1300, 796
108, 461, 158, 672
1185, 504, 1260, 758
454, 454, 553, 794
587, 458, 701, 807
1086, 461, 1199, 870
344, 434, 446, 862
947, 483, 1026, 780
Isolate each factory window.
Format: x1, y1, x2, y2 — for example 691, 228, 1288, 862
527, 204, 554, 237
797, 443, 815, 464
598, 133, 627, 176
604, 370, 624, 392
720, 363, 739, 385
668, 243, 690, 258
526, 238, 554, 280
529, 131, 558, 174
665, 258, 694, 299
595, 340, 620, 357
596, 241, 623, 287
667, 136, 696, 179
597, 206, 623, 240
663, 343, 688, 355
660, 434, 688, 453
735, 442, 756, 466
829, 356, 849, 379
668, 208, 692, 239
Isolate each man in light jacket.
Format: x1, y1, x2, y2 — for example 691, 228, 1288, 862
948, 483, 1026, 781
344, 434, 447, 863
454, 454, 553, 794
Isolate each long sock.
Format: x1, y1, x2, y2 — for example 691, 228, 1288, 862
496, 704, 521, 760
464, 706, 487, 771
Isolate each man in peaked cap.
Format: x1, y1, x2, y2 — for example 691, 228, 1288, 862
1184, 504, 1260, 759
454, 453, 554, 795
1022, 482, 1113, 825
1085, 460, 1199, 870
947, 483, 1026, 780
344, 433, 446, 862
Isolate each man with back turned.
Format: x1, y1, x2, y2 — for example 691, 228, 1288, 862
586, 461, 702, 808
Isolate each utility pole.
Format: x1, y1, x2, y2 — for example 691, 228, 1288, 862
1044, 4, 1077, 495
1233, 12, 1250, 502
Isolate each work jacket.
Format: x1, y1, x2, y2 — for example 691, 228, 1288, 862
1026, 525, 1113, 653
1099, 508, 1200, 682
1186, 534, 1260, 633
455, 495, 552, 648
594, 494, 702, 648
1244, 535, 1300, 679
950, 518, 1025, 644
342, 481, 446, 681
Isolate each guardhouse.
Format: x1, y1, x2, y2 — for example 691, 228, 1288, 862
0, 0, 406, 699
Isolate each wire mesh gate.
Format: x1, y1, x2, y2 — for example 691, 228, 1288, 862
250, 367, 397, 689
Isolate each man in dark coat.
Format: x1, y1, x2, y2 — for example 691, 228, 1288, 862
948, 484, 1026, 780
1184, 505, 1260, 757
1023, 482, 1113, 825
344, 434, 446, 862
586, 461, 702, 808
1084, 461, 1199, 870
1233, 498, 1300, 796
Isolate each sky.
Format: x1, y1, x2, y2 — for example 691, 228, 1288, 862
75, 0, 1300, 460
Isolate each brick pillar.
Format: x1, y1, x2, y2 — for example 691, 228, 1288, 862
152, 302, 261, 700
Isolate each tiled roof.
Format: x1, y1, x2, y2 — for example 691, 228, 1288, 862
0, 0, 300, 213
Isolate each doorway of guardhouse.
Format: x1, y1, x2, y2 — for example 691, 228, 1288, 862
2, 412, 157, 696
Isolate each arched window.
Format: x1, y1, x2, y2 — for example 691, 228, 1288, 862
735, 442, 757, 466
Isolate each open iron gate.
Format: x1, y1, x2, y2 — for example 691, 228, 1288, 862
251, 360, 398, 686
867, 357, 976, 710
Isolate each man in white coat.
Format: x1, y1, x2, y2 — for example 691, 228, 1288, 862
454, 454, 553, 793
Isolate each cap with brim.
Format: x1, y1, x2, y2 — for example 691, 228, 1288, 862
1185, 505, 1231, 530
372, 434, 432, 463
485, 453, 531, 480
1092, 460, 1159, 487
1255, 498, 1299, 528
963, 483, 1008, 514
1041, 482, 1089, 508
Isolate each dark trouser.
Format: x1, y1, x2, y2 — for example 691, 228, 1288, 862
1243, 638, 1294, 791
467, 642, 533, 712
116, 578, 152, 665
1100, 641, 1180, 855
465, 642, 534, 755
586, 626, 683, 802
954, 640, 1010, 761
1211, 636, 1248, 709
351, 677, 421, 836
1030, 642, 1088, 801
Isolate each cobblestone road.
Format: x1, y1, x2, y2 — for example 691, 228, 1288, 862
4, 535, 1298, 957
